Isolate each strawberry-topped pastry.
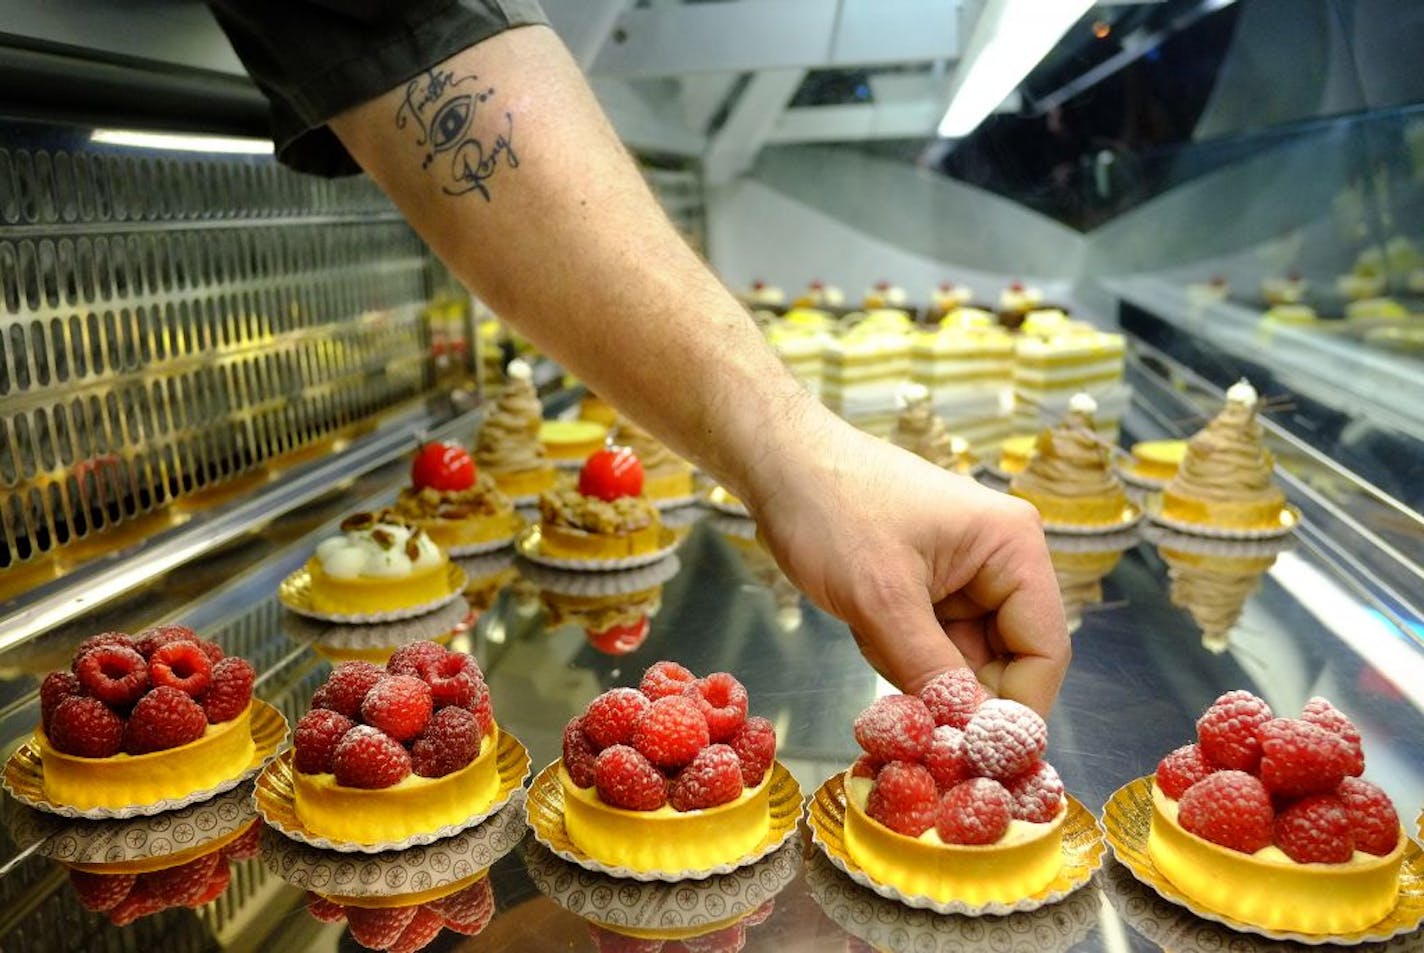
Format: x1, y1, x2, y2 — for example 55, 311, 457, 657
840, 671, 1071, 905
557, 662, 780, 873
1146, 690, 1408, 934
286, 641, 504, 845
34, 626, 258, 812
536, 446, 663, 561
391, 440, 522, 554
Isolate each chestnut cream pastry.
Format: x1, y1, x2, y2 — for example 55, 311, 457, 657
476, 359, 557, 497
892, 383, 975, 474
1010, 393, 1129, 527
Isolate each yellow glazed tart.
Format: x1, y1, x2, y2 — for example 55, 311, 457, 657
1148, 782, 1404, 934
1128, 439, 1186, 482
539, 420, 609, 463
843, 774, 1065, 905
37, 703, 255, 811
392, 476, 522, 552
293, 730, 500, 844
308, 515, 453, 615
559, 763, 771, 872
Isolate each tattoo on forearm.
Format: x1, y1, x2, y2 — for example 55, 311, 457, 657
396, 67, 519, 201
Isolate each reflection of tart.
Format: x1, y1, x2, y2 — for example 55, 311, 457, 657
309, 513, 452, 615
1010, 393, 1129, 527
1147, 691, 1406, 934
1126, 439, 1186, 483
539, 420, 609, 465
537, 448, 663, 560
392, 443, 521, 551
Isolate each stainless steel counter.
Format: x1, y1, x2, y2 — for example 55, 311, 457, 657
0, 447, 1421, 952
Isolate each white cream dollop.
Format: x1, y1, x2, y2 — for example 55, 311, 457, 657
895, 381, 931, 410
506, 358, 532, 382
315, 522, 444, 579
1068, 392, 1098, 416
1226, 378, 1258, 407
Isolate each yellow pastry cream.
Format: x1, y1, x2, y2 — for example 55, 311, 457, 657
1148, 783, 1405, 934
537, 484, 663, 560
1010, 394, 1130, 527
892, 383, 977, 474
843, 775, 1066, 906
391, 474, 522, 551
475, 359, 558, 498
611, 418, 694, 502
1160, 380, 1288, 531
308, 513, 453, 615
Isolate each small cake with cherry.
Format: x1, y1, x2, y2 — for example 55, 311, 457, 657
558, 662, 779, 872
392, 441, 521, 552
36, 626, 258, 811
536, 447, 663, 561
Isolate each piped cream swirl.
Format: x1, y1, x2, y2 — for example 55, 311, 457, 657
1166, 397, 1278, 503
1012, 410, 1121, 498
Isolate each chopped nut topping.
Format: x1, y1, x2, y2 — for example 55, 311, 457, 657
340, 512, 376, 532
371, 528, 395, 550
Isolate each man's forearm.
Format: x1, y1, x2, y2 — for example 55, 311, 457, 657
328, 25, 833, 502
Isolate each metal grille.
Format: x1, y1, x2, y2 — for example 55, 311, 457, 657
0, 119, 445, 568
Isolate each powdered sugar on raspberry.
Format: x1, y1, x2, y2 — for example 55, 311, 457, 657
919, 669, 988, 729
962, 699, 1047, 780
1002, 759, 1064, 823
853, 694, 934, 763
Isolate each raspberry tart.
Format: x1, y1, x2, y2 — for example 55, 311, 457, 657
391, 441, 522, 553
31, 627, 259, 812
1145, 690, 1407, 934
302, 876, 495, 952
554, 662, 780, 873
839, 672, 1071, 906
535, 447, 664, 561
285, 642, 507, 846
307, 511, 454, 616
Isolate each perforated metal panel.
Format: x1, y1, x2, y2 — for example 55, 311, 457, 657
0, 119, 448, 568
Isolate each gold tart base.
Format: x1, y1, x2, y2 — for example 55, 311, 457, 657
292, 729, 501, 845
1147, 783, 1404, 935
306, 556, 454, 615
558, 763, 771, 873
537, 520, 664, 560
490, 465, 558, 498
1129, 440, 1186, 482
411, 510, 522, 551
37, 704, 256, 811
1159, 488, 1287, 531
1010, 484, 1132, 527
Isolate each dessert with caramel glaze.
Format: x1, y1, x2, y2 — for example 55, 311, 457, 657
475, 359, 557, 498
1010, 394, 1130, 527
537, 448, 663, 560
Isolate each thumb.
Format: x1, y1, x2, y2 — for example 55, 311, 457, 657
847, 582, 968, 695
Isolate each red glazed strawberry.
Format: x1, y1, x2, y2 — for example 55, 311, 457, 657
306, 892, 347, 923
411, 441, 476, 492
1196, 690, 1273, 772
963, 699, 1047, 780
40, 671, 82, 730
682, 672, 748, 743
1003, 760, 1065, 823
594, 744, 667, 811
1337, 777, 1400, 856
865, 760, 937, 837
639, 660, 696, 700
346, 905, 418, 949
1301, 697, 1365, 777
48, 696, 125, 757
935, 777, 1013, 845
583, 688, 652, 750
853, 694, 934, 763
332, 725, 412, 789
669, 744, 743, 811
70, 870, 135, 911
124, 686, 207, 754
388, 906, 444, 953
728, 715, 776, 787
1177, 770, 1274, 853
148, 641, 213, 697
203, 656, 255, 724
1257, 718, 1351, 798
387, 641, 449, 679
578, 446, 644, 501
919, 669, 988, 729
1274, 793, 1354, 863
294, 708, 357, 774
360, 675, 433, 743
1155, 743, 1216, 800
563, 717, 599, 788
410, 705, 481, 778
632, 695, 709, 769
74, 645, 150, 707
134, 625, 199, 660
923, 725, 973, 791
313, 662, 386, 719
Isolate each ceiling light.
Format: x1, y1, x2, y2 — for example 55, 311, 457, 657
937, 0, 1095, 138
91, 129, 274, 155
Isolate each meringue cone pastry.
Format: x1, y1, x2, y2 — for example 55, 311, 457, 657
612, 417, 693, 501
1010, 394, 1129, 527
892, 384, 976, 474
1161, 381, 1287, 531
476, 360, 557, 497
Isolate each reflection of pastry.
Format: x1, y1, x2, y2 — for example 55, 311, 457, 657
1337, 272, 1387, 301
392, 443, 521, 551
612, 417, 693, 502
303, 876, 494, 950
475, 360, 558, 497
1261, 273, 1307, 305
1262, 303, 1317, 324
537, 448, 663, 560
1010, 394, 1129, 527
1149, 531, 1290, 652
1047, 535, 1130, 633
309, 513, 452, 615
1345, 297, 1407, 321
1160, 381, 1287, 532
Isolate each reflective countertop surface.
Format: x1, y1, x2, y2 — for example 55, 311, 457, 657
1, 472, 1421, 953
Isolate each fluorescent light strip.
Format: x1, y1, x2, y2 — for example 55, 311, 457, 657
92, 129, 274, 155
938, 0, 1095, 138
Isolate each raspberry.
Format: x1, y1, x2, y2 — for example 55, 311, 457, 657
145, 853, 219, 906
728, 715, 776, 787
924, 725, 973, 791
669, 743, 743, 811
919, 669, 989, 729
203, 656, 255, 724
853, 694, 934, 763
411, 705, 481, 778
40, 671, 82, 730
850, 754, 882, 779
632, 695, 709, 769
220, 821, 262, 861
294, 708, 356, 774
1257, 718, 1350, 798
682, 672, 748, 743
185, 863, 231, 908
1274, 794, 1354, 863
306, 892, 347, 923
387, 641, 448, 678
346, 905, 417, 949
583, 688, 652, 750
420, 652, 484, 709
1003, 760, 1064, 823
683, 923, 746, 953
360, 675, 433, 743
466, 680, 494, 738
332, 725, 412, 789
72, 632, 136, 665
134, 624, 198, 659
865, 760, 937, 837
70, 870, 135, 911
639, 660, 696, 701
963, 699, 1047, 780
428, 878, 493, 931
74, 646, 150, 707
562, 717, 598, 788
935, 777, 1013, 845
148, 641, 213, 697
388, 906, 444, 953
1196, 690, 1273, 772
1155, 743, 1216, 800
594, 744, 667, 810
1177, 770, 1274, 853
1338, 777, 1400, 856
312, 661, 386, 719
124, 686, 207, 754
1301, 697, 1364, 777
196, 640, 224, 664
48, 695, 125, 757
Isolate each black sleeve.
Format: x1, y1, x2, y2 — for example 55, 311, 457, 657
206, 0, 547, 177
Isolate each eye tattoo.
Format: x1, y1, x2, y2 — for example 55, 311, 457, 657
396, 67, 519, 201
